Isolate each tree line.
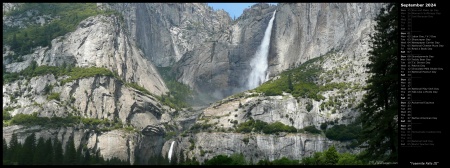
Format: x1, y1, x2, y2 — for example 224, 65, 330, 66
3, 133, 129, 165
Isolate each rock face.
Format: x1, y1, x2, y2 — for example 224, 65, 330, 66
101, 3, 232, 67
2, 125, 166, 165
168, 132, 352, 163
4, 14, 168, 96
2, 3, 23, 14
6, 75, 153, 122
269, 3, 381, 76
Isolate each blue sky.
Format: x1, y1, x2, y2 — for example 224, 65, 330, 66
207, 3, 277, 19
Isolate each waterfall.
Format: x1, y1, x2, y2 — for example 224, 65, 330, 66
247, 10, 277, 90
168, 141, 175, 162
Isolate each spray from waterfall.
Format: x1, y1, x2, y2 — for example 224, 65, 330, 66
247, 10, 276, 90
168, 141, 175, 162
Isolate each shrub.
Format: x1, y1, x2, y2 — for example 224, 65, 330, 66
47, 92, 60, 101
306, 102, 313, 112
204, 155, 233, 165
303, 125, 321, 134
242, 137, 249, 144
325, 123, 361, 141
301, 146, 363, 165
3, 110, 12, 120
204, 154, 247, 165
164, 131, 176, 141
236, 119, 296, 134
272, 157, 299, 165
320, 123, 328, 130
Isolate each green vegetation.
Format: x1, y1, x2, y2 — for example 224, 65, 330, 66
301, 146, 363, 165
203, 153, 248, 165
302, 125, 321, 134
358, 3, 398, 162
257, 157, 300, 165
253, 55, 352, 101
255, 56, 323, 100
189, 123, 213, 133
235, 119, 297, 134
325, 123, 361, 141
242, 137, 249, 144
3, 61, 113, 85
156, 67, 193, 110
164, 131, 177, 141
320, 122, 328, 130
3, 3, 122, 57
3, 110, 12, 121
47, 92, 60, 101
175, 146, 363, 165
3, 133, 130, 165
61, 67, 114, 85
306, 101, 313, 112
125, 82, 152, 95
5, 112, 130, 133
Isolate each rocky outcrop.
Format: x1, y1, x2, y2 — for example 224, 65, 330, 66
4, 14, 168, 96
161, 132, 354, 164
269, 3, 381, 76
2, 74, 174, 128
2, 3, 23, 15
3, 9, 57, 29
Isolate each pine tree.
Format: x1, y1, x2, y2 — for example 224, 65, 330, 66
287, 73, 293, 92
3, 138, 9, 162
134, 153, 141, 165
358, 3, 398, 162
11, 33, 18, 50
9, 133, 20, 164
324, 146, 339, 165
44, 138, 54, 164
53, 139, 64, 165
83, 149, 91, 165
76, 145, 83, 165
179, 150, 185, 164
91, 149, 102, 165
33, 137, 46, 165
170, 151, 178, 165
20, 133, 36, 165
63, 136, 77, 164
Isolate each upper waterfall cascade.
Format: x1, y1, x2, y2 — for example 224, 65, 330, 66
247, 10, 277, 90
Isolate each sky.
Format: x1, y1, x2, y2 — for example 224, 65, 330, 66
207, 3, 277, 19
